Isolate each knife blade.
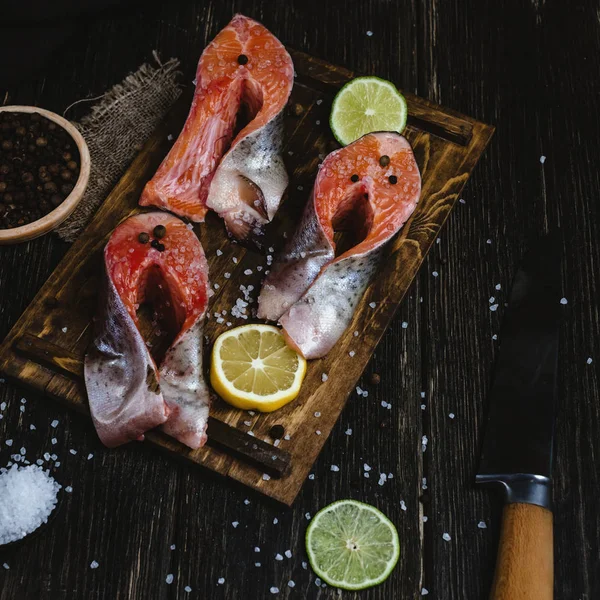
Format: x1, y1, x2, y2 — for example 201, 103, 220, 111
476, 232, 561, 504
476, 232, 561, 600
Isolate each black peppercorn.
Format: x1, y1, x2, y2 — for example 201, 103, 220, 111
43, 181, 58, 193
350, 174, 359, 182
153, 224, 167, 239
237, 54, 249, 65
60, 170, 73, 181
67, 160, 78, 171
50, 194, 63, 207
21, 172, 34, 184
370, 373, 381, 385
61, 183, 74, 195
388, 175, 398, 184
269, 424, 285, 439
1, 140, 13, 151
379, 155, 390, 167
35, 137, 48, 147
138, 232, 150, 244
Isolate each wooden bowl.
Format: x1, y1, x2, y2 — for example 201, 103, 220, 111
0, 106, 90, 244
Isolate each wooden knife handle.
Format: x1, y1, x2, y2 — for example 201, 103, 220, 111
490, 503, 553, 600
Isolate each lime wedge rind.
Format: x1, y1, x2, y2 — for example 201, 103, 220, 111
306, 499, 400, 590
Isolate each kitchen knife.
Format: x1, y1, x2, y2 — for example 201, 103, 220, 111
476, 233, 561, 600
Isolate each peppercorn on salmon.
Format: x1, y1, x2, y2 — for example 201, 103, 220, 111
258, 132, 421, 359
84, 212, 211, 449
139, 14, 293, 246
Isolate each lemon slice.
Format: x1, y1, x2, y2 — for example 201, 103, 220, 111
210, 324, 307, 411
330, 76, 408, 146
306, 499, 400, 590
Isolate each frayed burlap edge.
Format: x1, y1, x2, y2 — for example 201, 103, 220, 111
56, 52, 182, 242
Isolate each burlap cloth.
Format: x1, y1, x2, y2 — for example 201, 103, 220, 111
56, 52, 182, 242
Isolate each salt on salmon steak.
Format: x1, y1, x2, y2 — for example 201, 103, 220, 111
84, 212, 211, 449
258, 132, 421, 359
139, 14, 294, 245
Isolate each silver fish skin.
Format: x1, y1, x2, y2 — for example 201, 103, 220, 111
258, 132, 421, 359
159, 319, 210, 448
85, 276, 169, 448
207, 111, 289, 246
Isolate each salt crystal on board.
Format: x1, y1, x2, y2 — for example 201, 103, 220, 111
478, 521, 487, 529
540, 155, 546, 164
217, 577, 224, 585
285, 550, 292, 558
366, 30, 373, 36
270, 587, 279, 594
560, 297, 568, 305
442, 533, 451, 541
587, 357, 593, 365
275, 553, 283, 561
51, 420, 59, 428
321, 373, 328, 382
273, 518, 278, 524
400, 500, 407, 511
330, 465, 339, 472
185, 586, 192, 593
90, 561, 99, 569
421, 588, 429, 596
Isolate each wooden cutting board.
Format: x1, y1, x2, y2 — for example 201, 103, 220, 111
0, 49, 493, 506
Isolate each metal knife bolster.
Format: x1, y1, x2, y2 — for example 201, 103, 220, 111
476, 473, 552, 509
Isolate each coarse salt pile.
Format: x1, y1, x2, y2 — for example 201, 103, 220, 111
0, 464, 61, 545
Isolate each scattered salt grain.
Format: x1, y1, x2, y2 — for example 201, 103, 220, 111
262, 473, 271, 481
423, 516, 428, 522
321, 373, 328, 382
273, 518, 278, 524
486, 239, 492, 245
421, 404, 426, 410
288, 580, 296, 588
421, 391, 426, 398
30, 425, 36, 431
308, 473, 315, 480
61, 327, 68, 333
244, 269, 253, 275
5, 439, 12, 447
232, 521, 239, 528
185, 586, 192, 593
0, 464, 61, 545
492, 334, 498, 340
64, 486, 73, 493
421, 588, 429, 596
255, 562, 261, 567
490, 304, 499, 312
167, 134, 173, 141
363, 463, 372, 472
90, 561, 99, 569
170, 544, 176, 550
442, 532, 451, 541
489, 296, 495, 303
275, 553, 283, 561
378, 473, 387, 486
478, 521, 487, 529
3, 563, 9, 569
233, 257, 238, 264
369, 302, 377, 308
560, 297, 568, 305
400, 500, 407, 511
366, 30, 373, 36
305, 512, 311, 520
244, 499, 250, 505
459, 198, 466, 204
422, 435, 428, 452
345, 428, 352, 435
432, 271, 439, 278
254, 547, 261, 552
495, 283, 501, 290
87, 454, 94, 460
587, 357, 593, 365
217, 577, 224, 585
315, 430, 321, 435
285, 550, 292, 558
69, 449, 77, 455
348, 350, 355, 357
284, 434, 290, 441
314, 411, 321, 418
540, 155, 546, 164
330, 465, 339, 472
402, 321, 408, 329
449, 412, 455, 419
216, 249, 223, 256
422, 477, 428, 490
50, 420, 59, 428
51, 438, 57, 445
270, 587, 279, 594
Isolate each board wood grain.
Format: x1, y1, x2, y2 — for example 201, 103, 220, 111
0, 49, 493, 505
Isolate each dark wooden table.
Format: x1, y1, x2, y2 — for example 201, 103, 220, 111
1, 1, 598, 598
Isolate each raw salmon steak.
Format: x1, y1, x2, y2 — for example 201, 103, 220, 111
258, 132, 421, 359
140, 14, 294, 245
85, 212, 211, 449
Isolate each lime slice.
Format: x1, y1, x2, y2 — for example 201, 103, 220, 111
330, 76, 408, 146
305, 499, 400, 590
210, 324, 307, 412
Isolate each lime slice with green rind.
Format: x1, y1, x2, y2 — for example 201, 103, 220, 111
305, 499, 400, 590
329, 76, 408, 146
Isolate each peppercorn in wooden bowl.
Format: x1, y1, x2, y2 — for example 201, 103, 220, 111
0, 106, 90, 244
